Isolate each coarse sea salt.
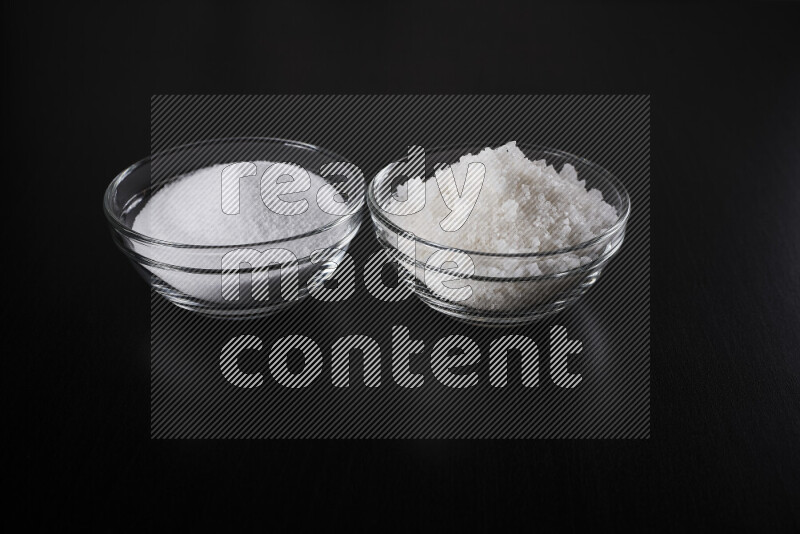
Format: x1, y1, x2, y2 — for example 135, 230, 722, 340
387, 141, 618, 277
382, 142, 621, 311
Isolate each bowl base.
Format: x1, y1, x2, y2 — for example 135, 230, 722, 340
414, 295, 575, 327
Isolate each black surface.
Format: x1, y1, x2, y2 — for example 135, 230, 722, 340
12, 1, 799, 530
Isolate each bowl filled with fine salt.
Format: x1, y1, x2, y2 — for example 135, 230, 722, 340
367, 142, 630, 326
104, 137, 365, 319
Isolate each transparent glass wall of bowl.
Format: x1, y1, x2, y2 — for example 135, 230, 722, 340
366, 144, 629, 325
104, 138, 365, 319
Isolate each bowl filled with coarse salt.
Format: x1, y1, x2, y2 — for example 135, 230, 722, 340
104, 137, 365, 319
367, 141, 630, 326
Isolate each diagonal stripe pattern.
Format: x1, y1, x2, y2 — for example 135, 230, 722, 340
150, 95, 650, 439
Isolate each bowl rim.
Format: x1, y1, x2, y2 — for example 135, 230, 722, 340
366, 143, 631, 258
103, 137, 365, 249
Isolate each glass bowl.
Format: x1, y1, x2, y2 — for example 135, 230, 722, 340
104, 137, 365, 319
366, 143, 630, 326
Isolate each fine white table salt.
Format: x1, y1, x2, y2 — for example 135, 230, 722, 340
132, 162, 349, 303
134, 162, 338, 245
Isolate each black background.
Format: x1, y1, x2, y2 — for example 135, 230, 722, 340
12, 1, 799, 530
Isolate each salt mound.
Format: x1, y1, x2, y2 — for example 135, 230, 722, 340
387, 141, 618, 254
133, 162, 337, 246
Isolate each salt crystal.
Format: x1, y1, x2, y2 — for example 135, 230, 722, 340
388, 141, 617, 256
386, 142, 621, 311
